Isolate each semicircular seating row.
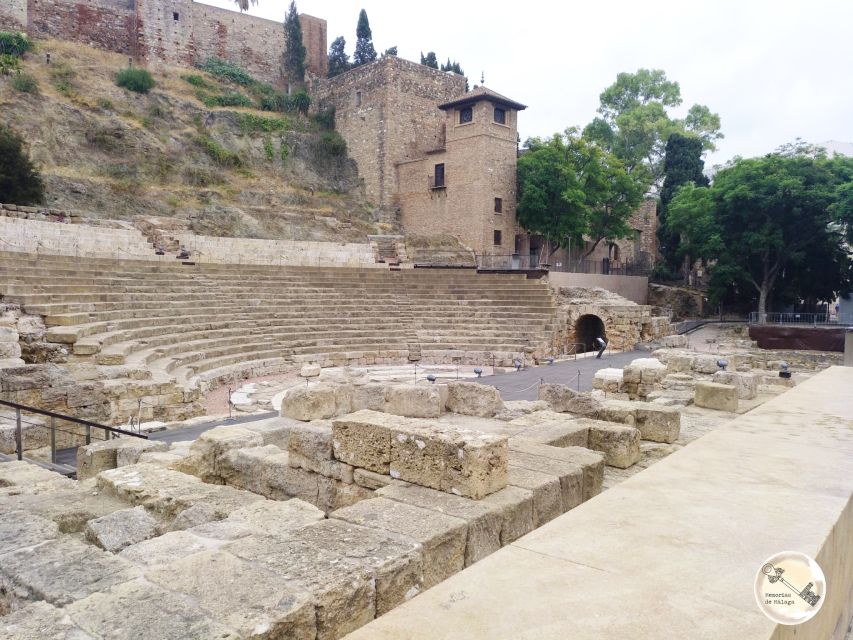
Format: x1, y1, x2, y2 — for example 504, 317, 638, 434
0, 251, 558, 393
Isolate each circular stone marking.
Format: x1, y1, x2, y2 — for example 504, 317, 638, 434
754, 551, 826, 625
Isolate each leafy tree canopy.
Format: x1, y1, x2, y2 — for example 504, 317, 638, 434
384, 46, 398, 56
420, 51, 438, 69
583, 69, 722, 190
283, 0, 306, 84
232, 0, 257, 12
327, 36, 350, 78
517, 130, 644, 261
352, 9, 377, 67
0, 124, 45, 206
440, 59, 464, 75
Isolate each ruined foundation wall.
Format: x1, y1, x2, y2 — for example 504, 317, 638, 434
27, 0, 138, 56
0, 0, 27, 31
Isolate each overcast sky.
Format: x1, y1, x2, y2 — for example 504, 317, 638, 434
201, 0, 853, 169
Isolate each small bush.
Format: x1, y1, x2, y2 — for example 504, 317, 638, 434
312, 107, 336, 131
290, 89, 311, 114
10, 71, 38, 93
49, 62, 75, 94
261, 89, 311, 114
116, 68, 155, 94
0, 54, 20, 75
319, 131, 347, 158
196, 135, 242, 168
0, 32, 33, 57
182, 73, 217, 90
263, 138, 274, 161
196, 90, 252, 108
183, 165, 224, 187
199, 57, 254, 86
96, 97, 114, 110
237, 113, 290, 133
85, 126, 125, 153
0, 124, 45, 205
280, 142, 289, 164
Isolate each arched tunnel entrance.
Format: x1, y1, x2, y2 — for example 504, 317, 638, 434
574, 314, 606, 353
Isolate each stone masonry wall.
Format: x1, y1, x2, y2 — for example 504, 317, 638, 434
0, 0, 27, 31
314, 56, 466, 214
0, 0, 327, 86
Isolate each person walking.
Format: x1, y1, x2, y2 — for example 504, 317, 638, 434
595, 336, 607, 359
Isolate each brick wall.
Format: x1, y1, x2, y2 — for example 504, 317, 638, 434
0, 0, 28, 31
314, 56, 466, 213
2, 0, 326, 87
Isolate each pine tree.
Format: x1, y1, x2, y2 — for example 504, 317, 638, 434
283, 1, 306, 85
0, 124, 45, 205
327, 36, 350, 78
440, 59, 464, 75
352, 9, 377, 67
420, 51, 438, 69
384, 46, 398, 56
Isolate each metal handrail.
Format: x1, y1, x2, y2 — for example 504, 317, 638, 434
0, 399, 148, 439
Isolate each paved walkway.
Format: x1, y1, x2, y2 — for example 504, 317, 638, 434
479, 349, 647, 400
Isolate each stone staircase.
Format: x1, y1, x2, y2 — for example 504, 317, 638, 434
0, 251, 558, 419
369, 235, 407, 268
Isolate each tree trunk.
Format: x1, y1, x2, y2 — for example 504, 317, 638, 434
757, 286, 768, 324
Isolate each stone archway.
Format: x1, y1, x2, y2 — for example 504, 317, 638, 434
574, 314, 606, 353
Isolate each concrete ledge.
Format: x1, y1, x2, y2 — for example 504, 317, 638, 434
345, 367, 853, 639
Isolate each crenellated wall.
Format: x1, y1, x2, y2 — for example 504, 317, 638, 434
0, 0, 327, 86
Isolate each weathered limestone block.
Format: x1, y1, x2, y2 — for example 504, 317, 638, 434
0, 511, 60, 557
332, 497, 468, 589
77, 439, 122, 481
331, 410, 394, 474
317, 476, 373, 512
632, 404, 681, 444
354, 468, 398, 490
662, 373, 696, 391
695, 381, 739, 412
351, 383, 387, 412
178, 426, 264, 483
288, 420, 333, 462
240, 417, 293, 449
713, 370, 758, 400
384, 384, 442, 418
228, 533, 376, 640
65, 577, 241, 640
479, 485, 535, 545
287, 518, 423, 615
693, 354, 722, 374
290, 450, 354, 483
506, 466, 562, 527
509, 441, 604, 502
219, 445, 280, 494
582, 419, 641, 468
507, 411, 590, 448
280, 383, 338, 421
119, 530, 229, 568
300, 363, 321, 378
538, 384, 603, 416
660, 334, 688, 348
115, 439, 170, 467
0, 415, 49, 454
0, 536, 139, 607
377, 482, 504, 566
622, 358, 667, 399
445, 381, 504, 417
262, 452, 320, 503
0, 601, 91, 639
227, 499, 325, 537
145, 550, 317, 640
591, 367, 624, 393
169, 503, 221, 531
84, 506, 158, 553
594, 400, 637, 426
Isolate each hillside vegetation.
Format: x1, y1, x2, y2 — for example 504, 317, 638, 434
0, 39, 384, 241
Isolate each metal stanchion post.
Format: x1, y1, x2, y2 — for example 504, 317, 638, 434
15, 408, 22, 461
50, 416, 56, 463
85, 424, 91, 445
577, 370, 581, 392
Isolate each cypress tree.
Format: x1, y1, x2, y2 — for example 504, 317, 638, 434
0, 125, 45, 205
352, 9, 377, 67
283, 1, 306, 85
420, 52, 438, 69
327, 36, 350, 77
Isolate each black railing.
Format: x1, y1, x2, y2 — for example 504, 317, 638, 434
550, 257, 651, 276
477, 253, 542, 270
0, 399, 147, 464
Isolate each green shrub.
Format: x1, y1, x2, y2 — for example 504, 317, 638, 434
0, 54, 20, 75
259, 88, 310, 114
196, 90, 252, 108
0, 124, 44, 205
85, 126, 125, 153
49, 62, 75, 95
319, 131, 347, 158
264, 138, 275, 161
290, 89, 311, 114
183, 165, 223, 187
96, 97, 114, 110
237, 113, 290, 133
115, 68, 155, 94
10, 71, 38, 93
182, 73, 217, 90
280, 142, 289, 164
312, 108, 336, 131
199, 57, 254, 86
196, 135, 242, 168
0, 32, 33, 57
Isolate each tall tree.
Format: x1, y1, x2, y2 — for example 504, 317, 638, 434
583, 69, 722, 191
658, 133, 710, 272
327, 36, 350, 78
517, 130, 644, 262
282, 1, 306, 85
668, 150, 853, 319
420, 52, 438, 69
384, 46, 398, 56
352, 9, 377, 67
0, 124, 45, 205
440, 59, 464, 75
232, 0, 257, 12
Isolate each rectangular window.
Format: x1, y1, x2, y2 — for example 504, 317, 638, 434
494, 107, 506, 124
493, 230, 502, 246
459, 106, 473, 124
433, 163, 445, 188
494, 197, 503, 213
355, 91, 362, 107
173, 12, 180, 20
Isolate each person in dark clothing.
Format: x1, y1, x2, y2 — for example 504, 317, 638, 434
595, 336, 607, 359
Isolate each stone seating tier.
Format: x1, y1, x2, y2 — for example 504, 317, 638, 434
0, 252, 557, 418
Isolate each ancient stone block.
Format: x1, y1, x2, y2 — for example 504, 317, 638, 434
119, 530, 228, 568
0, 511, 60, 556
594, 400, 637, 426
219, 445, 280, 494
695, 381, 739, 412
506, 466, 562, 526
288, 419, 334, 463
262, 452, 320, 503
354, 468, 397, 490
331, 410, 394, 474
508, 410, 590, 447
583, 419, 641, 468
351, 383, 387, 412
317, 477, 374, 512
445, 381, 504, 417
179, 426, 264, 483
591, 368, 624, 393
115, 439, 170, 467
0, 601, 91, 640
633, 404, 681, 443
84, 506, 158, 553
280, 383, 338, 421
332, 497, 467, 589
479, 485, 535, 545
509, 442, 603, 503
76, 439, 121, 481
384, 384, 443, 418
713, 370, 758, 400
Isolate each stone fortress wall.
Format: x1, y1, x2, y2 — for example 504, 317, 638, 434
0, 0, 327, 85
313, 56, 467, 218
